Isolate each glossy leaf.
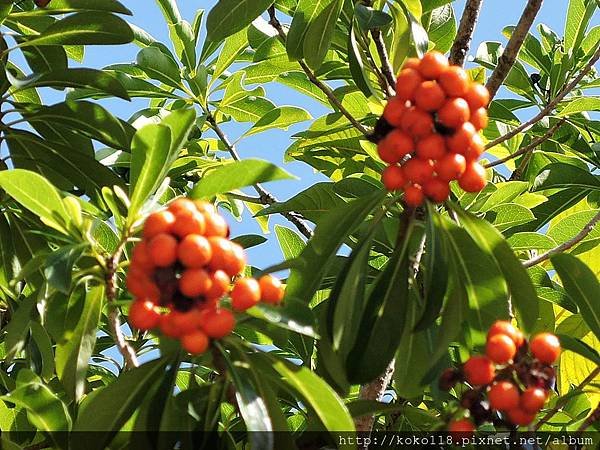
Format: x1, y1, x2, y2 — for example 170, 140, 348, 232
206, 0, 273, 40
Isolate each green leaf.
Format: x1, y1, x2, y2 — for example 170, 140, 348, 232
303, 0, 343, 70
206, 0, 273, 40
557, 97, 600, 117
0, 169, 68, 234
486, 203, 535, 231
355, 4, 393, 30
244, 106, 312, 137
44, 243, 86, 294
17, 12, 133, 47
285, 191, 386, 304
507, 232, 557, 251
9, 68, 129, 100
287, 0, 337, 60
348, 23, 376, 99
457, 208, 539, 333
564, 0, 596, 51
12, 0, 131, 15
547, 210, 600, 248
72, 358, 171, 450
533, 163, 600, 191
191, 159, 295, 199
55, 286, 103, 401
0, 214, 15, 292
212, 29, 248, 83
557, 334, 600, 365
29, 322, 55, 382
427, 4, 457, 53
231, 234, 267, 249
275, 225, 305, 259
136, 45, 182, 89
552, 254, 600, 341
399, 3, 429, 57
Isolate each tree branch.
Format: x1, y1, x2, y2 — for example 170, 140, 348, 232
535, 367, 600, 430
370, 28, 396, 96
105, 239, 139, 370
486, 44, 600, 150
522, 210, 600, 268
267, 6, 371, 136
577, 402, 600, 432
449, 0, 484, 66
205, 113, 314, 239
485, 0, 543, 99
484, 118, 565, 169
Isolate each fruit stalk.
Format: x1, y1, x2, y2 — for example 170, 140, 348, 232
449, 0, 484, 66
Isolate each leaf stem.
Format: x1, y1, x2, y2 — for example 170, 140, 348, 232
449, 0, 484, 66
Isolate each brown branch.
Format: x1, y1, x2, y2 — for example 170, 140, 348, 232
486, 44, 600, 150
484, 118, 565, 169
105, 239, 139, 370
449, 0, 484, 66
354, 360, 395, 438
485, 0, 543, 99
577, 402, 600, 432
523, 210, 600, 268
535, 367, 600, 430
267, 7, 371, 136
205, 113, 314, 239
370, 28, 396, 96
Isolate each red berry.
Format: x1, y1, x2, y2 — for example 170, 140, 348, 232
143, 210, 175, 238
447, 122, 477, 153
448, 418, 475, 435
179, 268, 212, 297
159, 312, 184, 338
463, 356, 495, 386
488, 381, 520, 411
414, 80, 446, 112
259, 275, 285, 304
400, 107, 434, 137
530, 333, 561, 364
465, 83, 490, 110
171, 209, 206, 238
423, 178, 450, 203
439, 66, 470, 96
382, 165, 406, 191
470, 107, 488, 130
383, 97, 408, 127
487, 321, 519, 344
378, 130, 413, 163
148, 233, 178, 267
520, 387, 547, 413
435, 153, 466, 181
204, 212, 229, 237
129, 300, 160, 330
402, 157, 434, 185
206, 270, 231, 299
181, 330, 209, 355
202, 308, 235, 338
416, 134, 446, 160
418, 51, 449, 79
403, 184, 424, 207
168, 198, 197, 215
402, 57, 420, 70
507, 408, 536, 426
486, 334, 517, 364
437, 98, 470, 129
178, 234, 212, 268
460, 133, 485, 161
395, 68, 424, 101
458, 162, 486, 192
231, 278, 261, 311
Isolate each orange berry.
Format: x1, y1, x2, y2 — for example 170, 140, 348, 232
168, 198, 197, 215
129, 300, 160, 330
181, 330, 209, 354
207, 237, 232, 272
127, 271, 160, 303
403, 184, 424, 207
231, 278, 261, 311
377, 130, 413, 164
458, 162, 486, 193
423, 178, 450, 203
414, 81, 446, 112
383, 97, 408, 127
402, 57, 420, 70
437, 98, 470, 129
395, 68, 424, 101
460, 133, 485, 161
159, 312, 184, 338
487, 321, 520, 344
382, 165, 406, 191
148, 233, 178, 267
171, 209, 206, 238
259, 275, 284, 304
130, 241, 154, 271
204, 212, 229, 237
486, 334, 517, 364
194, 200, 216, 215
463, 355, 495, 385
401, 107, 434, 137
488, 381, 520, 411
447, 122, 477, 153
169, 309, 204, 335
143, 210, 175, 239
465, 83, 490, 110
439, 66, 470, 96
202, 308, 235, 338
179, 268, 212, 298
530, 333, 561, 364
520, 387, 547, 413
514, 330, 525, 348
448, 418, 475, 435
206, 270, 231, 299
470, 107, 488, 130
435, 153, 466, 181
418, 51, 449, 79
507, 408, 536, 426
402, 157, 434, 185
416, 133, 446, 159
223, 242, 246, 276
178, 234, 212, 268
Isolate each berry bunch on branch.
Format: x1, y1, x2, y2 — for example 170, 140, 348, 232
126, 198, 284, 355
376, 51, 490, 206
443, 321, 561, 432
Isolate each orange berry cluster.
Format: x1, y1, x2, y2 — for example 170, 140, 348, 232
126, 198, 284, 355
443, 321, 561, 431
376, 51, 490, 207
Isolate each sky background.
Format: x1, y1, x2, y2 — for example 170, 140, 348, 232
9, 0, 597, 270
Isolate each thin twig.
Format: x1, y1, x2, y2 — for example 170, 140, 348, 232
267, 6, 370, 136
449, 0, 484, 66
535, 367, 600, 430
577, 402, 600, 432
485, 0, 543, 99
486, 45, 600, 150
205, 114, 314, 239
370, 28, 396, 96
105, 238, 139, 370
484, 118, 565, 168
523, 210, 600, 268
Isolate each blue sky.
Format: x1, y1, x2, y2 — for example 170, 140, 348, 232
17, 1, 590, 270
